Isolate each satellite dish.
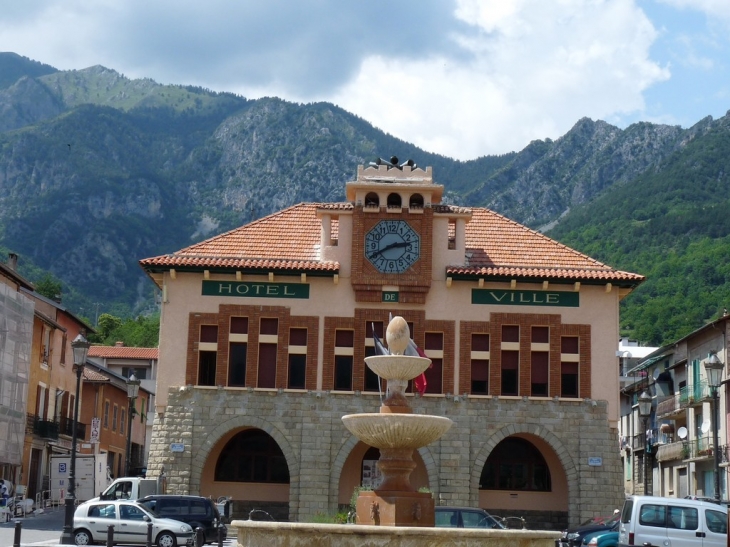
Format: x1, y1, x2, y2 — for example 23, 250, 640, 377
678, 426, 688, 439
701, 420, 711, 434
652, 368, 661, 381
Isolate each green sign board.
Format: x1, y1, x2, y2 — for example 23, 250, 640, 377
202, 280, 310, 299
382, 291, 399, 303
472, 289, 579, 307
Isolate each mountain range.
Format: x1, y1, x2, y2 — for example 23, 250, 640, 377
2, 51, 729, 346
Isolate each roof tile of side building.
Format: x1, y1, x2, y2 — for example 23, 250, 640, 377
139, 202, 644, 285
88, 346, 159, 360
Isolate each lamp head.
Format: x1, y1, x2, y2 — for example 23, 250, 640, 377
704, 352, 724, 388
126, 371, 141, 399
638, 390, 652, 418
71, 333, 90, 367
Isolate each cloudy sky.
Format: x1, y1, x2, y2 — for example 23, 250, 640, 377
2, 0, 729, 160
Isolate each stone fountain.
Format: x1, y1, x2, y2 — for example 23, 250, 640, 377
231, 315, 561, 545
341, 316, 453, 527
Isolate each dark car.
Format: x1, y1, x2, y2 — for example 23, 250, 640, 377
556, 513, 620, 547
138, 495, 226, 544
435, 506, 506, 529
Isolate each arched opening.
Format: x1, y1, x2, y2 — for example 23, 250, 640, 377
201, 428, 290, 520
478, 435, 568, 524
386, 193, 402, 209
409, 193, 424, 209
364, 192, 379, 208
479, 437, 551, 491
337, 442, 429, 509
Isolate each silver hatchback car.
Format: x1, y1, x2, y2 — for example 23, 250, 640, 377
73, 499, 194, 547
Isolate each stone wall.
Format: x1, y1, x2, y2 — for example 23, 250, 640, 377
147, 387, 624, 526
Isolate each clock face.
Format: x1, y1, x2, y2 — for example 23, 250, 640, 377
365, 220, 420, 273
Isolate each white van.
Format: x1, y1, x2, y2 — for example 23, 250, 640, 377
618, 495, 727, 547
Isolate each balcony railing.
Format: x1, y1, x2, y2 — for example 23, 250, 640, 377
679, 381, 710, 406
656, 441, 686, 462
685, 436, 715, 459
26, 414, 60, 440
656, 394, 681, 417
59, 416, 87, 440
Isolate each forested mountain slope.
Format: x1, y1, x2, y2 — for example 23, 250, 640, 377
2, 52, 729, 344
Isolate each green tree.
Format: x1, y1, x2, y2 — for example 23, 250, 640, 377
34, 273, 62, 301
94, 313, 123, 342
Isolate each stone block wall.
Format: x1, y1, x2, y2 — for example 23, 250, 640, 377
147, 387, 623, 526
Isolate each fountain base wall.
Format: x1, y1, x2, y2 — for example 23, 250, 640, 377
355, 490, 434, 527
233, 520, 561, 547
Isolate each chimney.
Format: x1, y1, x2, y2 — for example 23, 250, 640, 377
115, 341, 125, 347
8, 253, 18, 271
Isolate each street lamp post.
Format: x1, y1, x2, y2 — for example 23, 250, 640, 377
704, 352, 724, 502
125, 371, 140, 477
60, 333, 89, 545
638, 390, 652, 496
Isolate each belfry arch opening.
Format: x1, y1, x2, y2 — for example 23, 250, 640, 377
386, 193, 402, 209
364, 192, 379, 208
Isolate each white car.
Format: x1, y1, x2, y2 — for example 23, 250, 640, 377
73, 499, 194, 547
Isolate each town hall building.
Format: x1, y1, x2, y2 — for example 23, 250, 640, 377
140, 161, 644, 528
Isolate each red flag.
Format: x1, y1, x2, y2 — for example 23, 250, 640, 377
406, 339, 428, 395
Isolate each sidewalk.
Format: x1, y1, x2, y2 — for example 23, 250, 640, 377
0, 507, 66, 546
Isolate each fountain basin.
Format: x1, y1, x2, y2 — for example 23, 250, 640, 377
364, 355, 431, 381
342, 413, 452, 449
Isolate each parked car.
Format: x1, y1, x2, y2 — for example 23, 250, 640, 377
557, 513, 620, 547
618, 495, 727, 547
582, 526, 618, 547
73, 499, 193, 547
435, 506, 506, 529
138, 494, 226, 544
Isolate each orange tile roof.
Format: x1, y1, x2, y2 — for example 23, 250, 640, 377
83, 368, 110, 382
88, 346, 159, 360
450, 209, 643, 284
140, 202, 644, 286
140, 203, 338, 273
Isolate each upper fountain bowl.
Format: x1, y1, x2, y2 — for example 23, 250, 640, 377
365, 355, 431, 381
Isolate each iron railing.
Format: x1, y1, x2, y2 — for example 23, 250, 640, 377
59, 415, 87, 440
679, 381, 710, 406
26, 414, 60, 440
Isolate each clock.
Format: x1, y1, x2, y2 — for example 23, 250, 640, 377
365, 220, 420, 273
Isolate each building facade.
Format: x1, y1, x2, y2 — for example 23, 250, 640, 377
87, 344, 158, 473
141, 163, 644, 528
620, 315, 729, 501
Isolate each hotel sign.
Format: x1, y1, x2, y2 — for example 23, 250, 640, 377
472, 289, 579, 307
202, 281, 310, 299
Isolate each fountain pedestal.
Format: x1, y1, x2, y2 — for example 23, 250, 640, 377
342, 320, 454, 528
356, 489, 435, 527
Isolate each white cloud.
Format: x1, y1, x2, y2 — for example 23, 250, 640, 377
330, 0, 669, 159
0, 0, 679, 160
659, 0, 730, 22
